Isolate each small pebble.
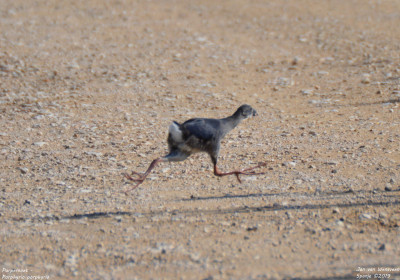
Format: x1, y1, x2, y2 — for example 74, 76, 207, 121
378, 243, 391, 251
33, 142, 48, 147
246, 226, 258, 232
335, 220, 344, 228
17, 167, 29, 174
301, 89, 313, 95
384, 185, 393, 192
359, 213, 372, 220
361, 77, 370, 84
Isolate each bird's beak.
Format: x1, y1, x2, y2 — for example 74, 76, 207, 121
253, 110, 258, 117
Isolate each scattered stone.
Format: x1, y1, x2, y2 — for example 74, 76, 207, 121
320, 57, 334, 64
384, 184, 393, 192
335, 220, 344, 228
114, 216, 123, 222
32, 114, 45, 120
1, 3, 399, 279
301, 89, 313, 95
33, 142, 48, 147
317, 71, 329, 76
378, 243, 391, 251
325, 161, 338, 166
299, 36, 308, 43
276, 77, 294, 87
17, 167, 29, 174
247, 226, 258, 232
85, 151, 102, 157
361, 74, 371, 84
359, 213, 373, 220
161, 168, 170, 173
291, 57, 302, 65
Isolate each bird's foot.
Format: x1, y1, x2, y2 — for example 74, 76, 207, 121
125, 171, 144, 179
240, 162, 267, 174
214, 162, 268, 183
233, 162, 268, 183
123, 172, 146, 195
123, 158, 164, 194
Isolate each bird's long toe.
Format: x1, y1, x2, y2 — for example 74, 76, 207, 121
130, 171, 145, 178
124, 172, 144, 182
241, 162, 267, 172
123, 174, 146, 195
242, 170, 266, 176
235, 173, 242, 183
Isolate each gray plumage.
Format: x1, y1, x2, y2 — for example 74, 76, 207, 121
124, 104, 265, 193
167, 104, 257, 165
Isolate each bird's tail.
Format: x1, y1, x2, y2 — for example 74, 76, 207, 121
168, 121, 183, 143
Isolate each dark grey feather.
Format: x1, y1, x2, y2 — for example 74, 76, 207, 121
166, 104, 257, 164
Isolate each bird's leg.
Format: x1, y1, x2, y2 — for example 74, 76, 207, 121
124, 158, 164, 194
213, 162, 267, 183
123, 151, 188, 194
238, 162, 267, 173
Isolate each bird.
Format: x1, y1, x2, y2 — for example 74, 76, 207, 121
124, 104, 266, 193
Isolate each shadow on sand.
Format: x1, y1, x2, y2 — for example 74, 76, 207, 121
62, 199, 398, 221
13, 188, 399, 222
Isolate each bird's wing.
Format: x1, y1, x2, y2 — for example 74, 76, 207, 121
181, 118, 220, 141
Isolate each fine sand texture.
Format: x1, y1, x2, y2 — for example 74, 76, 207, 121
1, 0, 400, 279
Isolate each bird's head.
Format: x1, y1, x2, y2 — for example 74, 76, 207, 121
234, 104, 258, 119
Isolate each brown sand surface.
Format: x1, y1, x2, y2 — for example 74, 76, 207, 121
1, 0, 400, 279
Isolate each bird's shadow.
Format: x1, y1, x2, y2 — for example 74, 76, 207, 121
352, 98, 400, 106
181, 187, 400, 201
12, 189, 399, 222
322, 98, 400, 108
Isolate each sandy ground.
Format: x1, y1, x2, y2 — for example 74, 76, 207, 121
1, 0, 400, 279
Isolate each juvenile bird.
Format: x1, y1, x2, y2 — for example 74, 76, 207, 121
124, 104, 266, 193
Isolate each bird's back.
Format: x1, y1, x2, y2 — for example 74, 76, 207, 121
167, 117, 225, 155
167, 104, 251, 157
181, 118, 223, 141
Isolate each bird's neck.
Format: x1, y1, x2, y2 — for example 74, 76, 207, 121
221, 115, 243, 134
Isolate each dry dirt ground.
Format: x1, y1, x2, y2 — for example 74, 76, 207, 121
1, 0, 400, 279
